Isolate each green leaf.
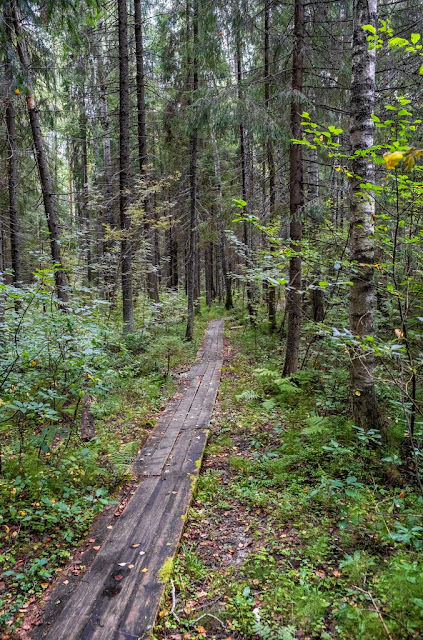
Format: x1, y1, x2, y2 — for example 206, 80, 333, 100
411, 33, 421, 44
420, 64, 423, 75
389, 37, 409, 48
362, 24, 376, 35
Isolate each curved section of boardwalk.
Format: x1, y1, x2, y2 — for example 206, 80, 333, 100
43, 319, 224, 640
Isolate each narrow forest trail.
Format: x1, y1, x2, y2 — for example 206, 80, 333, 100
38, 319, 224, 640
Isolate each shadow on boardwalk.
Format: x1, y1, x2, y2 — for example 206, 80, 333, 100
36, 319, 224, 640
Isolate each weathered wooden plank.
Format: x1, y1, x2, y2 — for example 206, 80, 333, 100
42, 319, 224, 640
42, 475, 161, 640
116, 473, 194, 639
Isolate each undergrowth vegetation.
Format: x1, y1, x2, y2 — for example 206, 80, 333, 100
0, 277, 213, 631
154, 318, 423, 640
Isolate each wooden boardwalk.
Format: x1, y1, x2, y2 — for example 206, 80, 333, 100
42, 319, 224, 640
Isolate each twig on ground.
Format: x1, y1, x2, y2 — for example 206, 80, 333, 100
169, 581, 225, 629
353, 586, 393, 640
190, 611, 225, 628
170, 580, 181, 624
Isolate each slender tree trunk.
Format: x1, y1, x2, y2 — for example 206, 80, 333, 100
283, 0, 304, 376
11, 0, 67, 303
349, 0, 383, 432
134, 0, 160, 303
79, 107, 92, 284
118, 0, 134, 332
185, 0, 198, 340
211, 130, 233, 310
96, 29, 116, 300
236, 17, 255, 323
4, 4, 20, 286
205, 244, 212, 307
264, 0, 276, 331
167, 216, 179, 289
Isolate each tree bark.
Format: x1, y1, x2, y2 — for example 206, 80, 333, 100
211, 130, 233, 310
4, 3, 21, 286
96, 29, 116, 300
236, 15, 255, 324
349, 0, 383, 432
11, 0, 67, 303
264, 0, 276, 331
134, 0, 160, 304
185, 0, 198, 340
283, 0, 304, 376
118, 0, 134, 332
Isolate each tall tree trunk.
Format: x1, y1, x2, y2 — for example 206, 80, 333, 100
134, 0, 160, 304
349, 0, 383, 432
11, 0, 67, 303
118, 0, 134, 332
283, 0, 304, 376
167, 216, 179, 289
236, 14, 255, 323
96, 29, 116, 300
4, 3, 21, 286
185, 0, 198, 340
211, 130, 233, 310
264, 0, 276, 331
79, 107, 92, 284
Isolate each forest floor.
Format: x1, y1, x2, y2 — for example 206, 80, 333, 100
2, 310, 423, 640
152, 322, 423, 640
0, 305, 218, 638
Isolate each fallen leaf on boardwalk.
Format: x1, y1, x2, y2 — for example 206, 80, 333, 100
63, 580, 69, 585
93, 546, 101, 551
107, 525, 113, 530
131, 543, 140, 548
139, 551, 146, 555
118, 563, 127, 567
141, 567, 148, 573
88, 538, 95, 543
128, 565, 134, 569
114, 574, 124, 581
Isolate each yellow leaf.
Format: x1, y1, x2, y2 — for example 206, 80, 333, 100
383, 151, 403, 170
404, 153, 415, 170
354, 390, 361, 396
141, 567, 148, 573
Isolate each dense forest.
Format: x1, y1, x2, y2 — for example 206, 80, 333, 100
1, 0, 423, 638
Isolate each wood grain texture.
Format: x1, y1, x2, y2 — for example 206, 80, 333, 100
41, 319, 224, 640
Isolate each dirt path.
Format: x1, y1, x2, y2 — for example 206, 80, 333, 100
38, 319, 224, 640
